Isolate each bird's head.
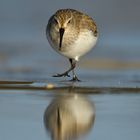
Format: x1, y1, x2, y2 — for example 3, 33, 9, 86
50, 10, 74, 50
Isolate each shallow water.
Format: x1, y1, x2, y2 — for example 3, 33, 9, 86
0, 80, 140, 140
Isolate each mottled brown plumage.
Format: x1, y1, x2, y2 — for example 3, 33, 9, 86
54, 9, 97, 36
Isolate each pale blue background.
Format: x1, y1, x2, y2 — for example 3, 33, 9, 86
0, 0, 139, 61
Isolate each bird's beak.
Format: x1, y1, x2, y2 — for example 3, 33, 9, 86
59, 28, 65, 50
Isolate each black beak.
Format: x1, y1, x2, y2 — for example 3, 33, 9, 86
59, 28, 65, 50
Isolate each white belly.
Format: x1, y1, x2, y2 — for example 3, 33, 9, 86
61, 30, 98, 61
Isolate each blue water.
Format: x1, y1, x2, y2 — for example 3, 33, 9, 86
0, 90, 140, 140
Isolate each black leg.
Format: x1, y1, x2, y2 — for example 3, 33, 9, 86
52, 59, 75, 78
69, 59, 80, 82
53, 59, 80, 81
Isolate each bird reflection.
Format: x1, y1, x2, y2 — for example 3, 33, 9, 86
44, 92, 95, 140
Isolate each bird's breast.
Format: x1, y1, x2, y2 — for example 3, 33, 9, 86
60, 30, 98, 60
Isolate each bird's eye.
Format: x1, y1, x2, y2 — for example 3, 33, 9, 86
53, 18, 58, 24
68, 20, 71, 24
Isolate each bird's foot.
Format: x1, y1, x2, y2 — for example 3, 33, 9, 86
70, 75, 81, 82
53, 71, 70, 77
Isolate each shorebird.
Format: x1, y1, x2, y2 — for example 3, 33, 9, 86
46, 9, 98, 81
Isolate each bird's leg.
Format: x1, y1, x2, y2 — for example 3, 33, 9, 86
69, 59, 80, 81
53, 59, 75, 78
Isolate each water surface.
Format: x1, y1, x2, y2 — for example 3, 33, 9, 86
0, 80, 140, 140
